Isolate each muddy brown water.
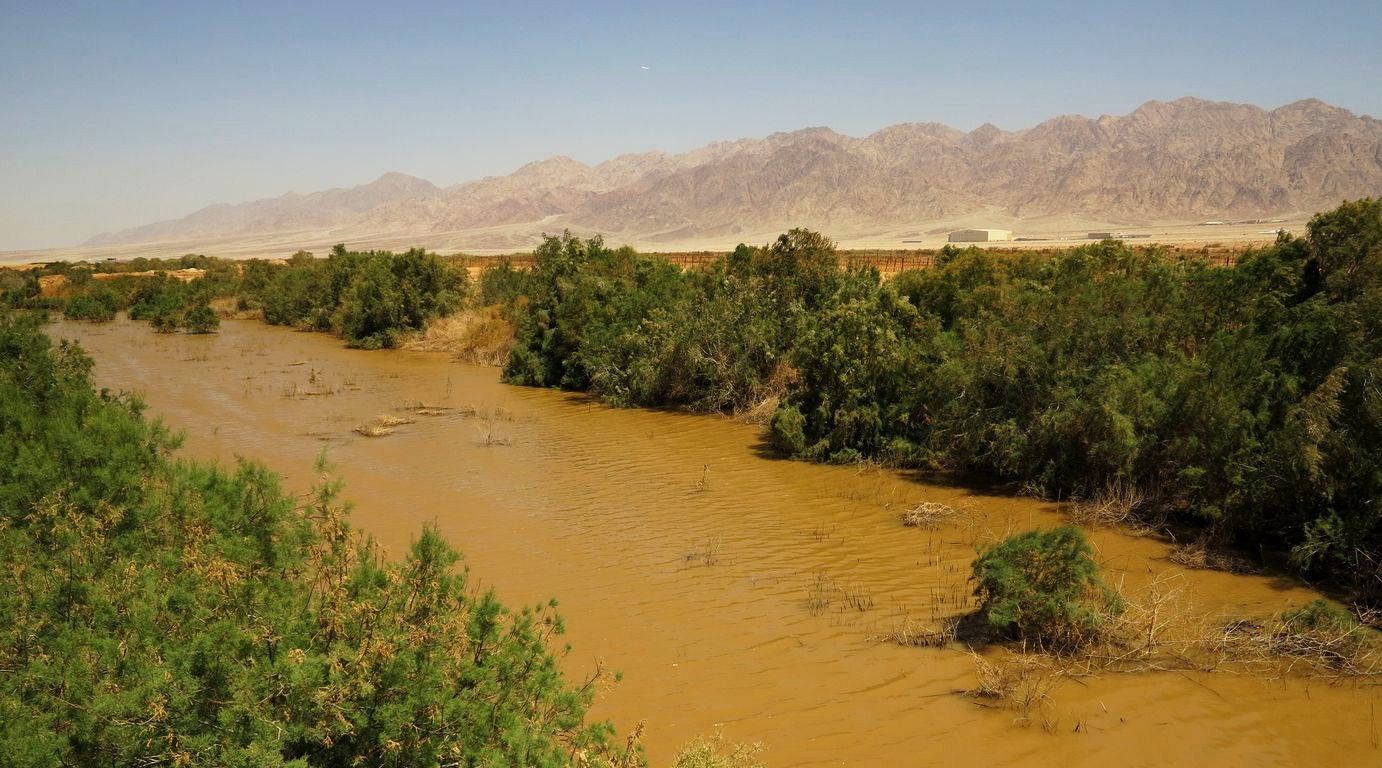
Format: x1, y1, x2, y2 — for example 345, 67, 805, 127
51, 317, 1380, 766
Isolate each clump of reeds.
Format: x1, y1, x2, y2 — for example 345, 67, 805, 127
695, 464, 711, 492
841, 583, 874, 612
476, 418, 514, 446
806, 571, 835, 616
804, 570, 874, 615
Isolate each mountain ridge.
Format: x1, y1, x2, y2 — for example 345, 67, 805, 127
85, 97, 1382, 251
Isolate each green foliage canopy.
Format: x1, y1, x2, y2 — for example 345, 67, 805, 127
252, 246, 466, 348
0, 309, 628, 766
501, 229, 856, 412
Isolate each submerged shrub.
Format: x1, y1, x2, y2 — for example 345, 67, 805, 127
182, 302, 219, 333
62, 286, 119, 322
1279, 598, 1357, 634
768, 405, 807, 456
970, 525, 1123, 648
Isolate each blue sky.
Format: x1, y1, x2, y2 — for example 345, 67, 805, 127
2, 0, 1378, 250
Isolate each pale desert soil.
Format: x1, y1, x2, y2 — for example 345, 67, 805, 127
0, 214, 1307, 267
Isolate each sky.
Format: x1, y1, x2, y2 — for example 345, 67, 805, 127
2, 0, 1379, 251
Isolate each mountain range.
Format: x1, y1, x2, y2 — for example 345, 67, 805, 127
85, 97, 1382, 254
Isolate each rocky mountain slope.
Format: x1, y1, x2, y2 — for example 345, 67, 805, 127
87, 98, 1382, 249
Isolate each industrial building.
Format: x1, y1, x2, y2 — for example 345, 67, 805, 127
948, 228, 1013, 243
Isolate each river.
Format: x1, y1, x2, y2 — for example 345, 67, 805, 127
52, 316, 1380, 766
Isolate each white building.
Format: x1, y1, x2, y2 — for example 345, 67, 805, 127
948, 228, 1013, 243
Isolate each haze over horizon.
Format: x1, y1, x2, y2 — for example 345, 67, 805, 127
3, 0, 1379, 252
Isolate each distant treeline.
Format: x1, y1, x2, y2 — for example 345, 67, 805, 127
2, 245, 467, 347
1, 254, 236, 331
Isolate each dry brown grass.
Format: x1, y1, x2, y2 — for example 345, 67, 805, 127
1194, 613, 1380, 677
1047, 573, 1375, 678
402, 306, 515, 366
1068, 479, 1146, 528
669, 732, 767, 768
396, 401, 462, 417
869, 615, 960, 648
735, 362, 799, 425
209, 296, 261, 320
354, 414, 416, 437
737, 394, 780, 426
1167, 539, 1260, 574
968, 650, 1063, 731
901, 501, 960, 529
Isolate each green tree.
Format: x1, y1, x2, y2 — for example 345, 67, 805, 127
772, 279, 933, 463
482, 209, 1382, 602
502, 230, 845, 414
1307, 197, 1382, 301
503, 232, 623, 389
338, 252, 406, 348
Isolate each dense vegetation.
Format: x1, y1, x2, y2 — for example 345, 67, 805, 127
488, 201, 1382, 603
247, 246, 466, 349
499, 229, 854, 412
0, 310, 634, 766
6, 200, 1381, 603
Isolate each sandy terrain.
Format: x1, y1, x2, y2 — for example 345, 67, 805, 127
0, 214, 1310, 268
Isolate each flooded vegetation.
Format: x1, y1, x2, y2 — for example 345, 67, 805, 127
52, 315, 1381, 766
8, 202, 1382, 763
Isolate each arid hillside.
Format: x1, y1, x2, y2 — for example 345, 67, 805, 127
75, 97, 1382, 256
